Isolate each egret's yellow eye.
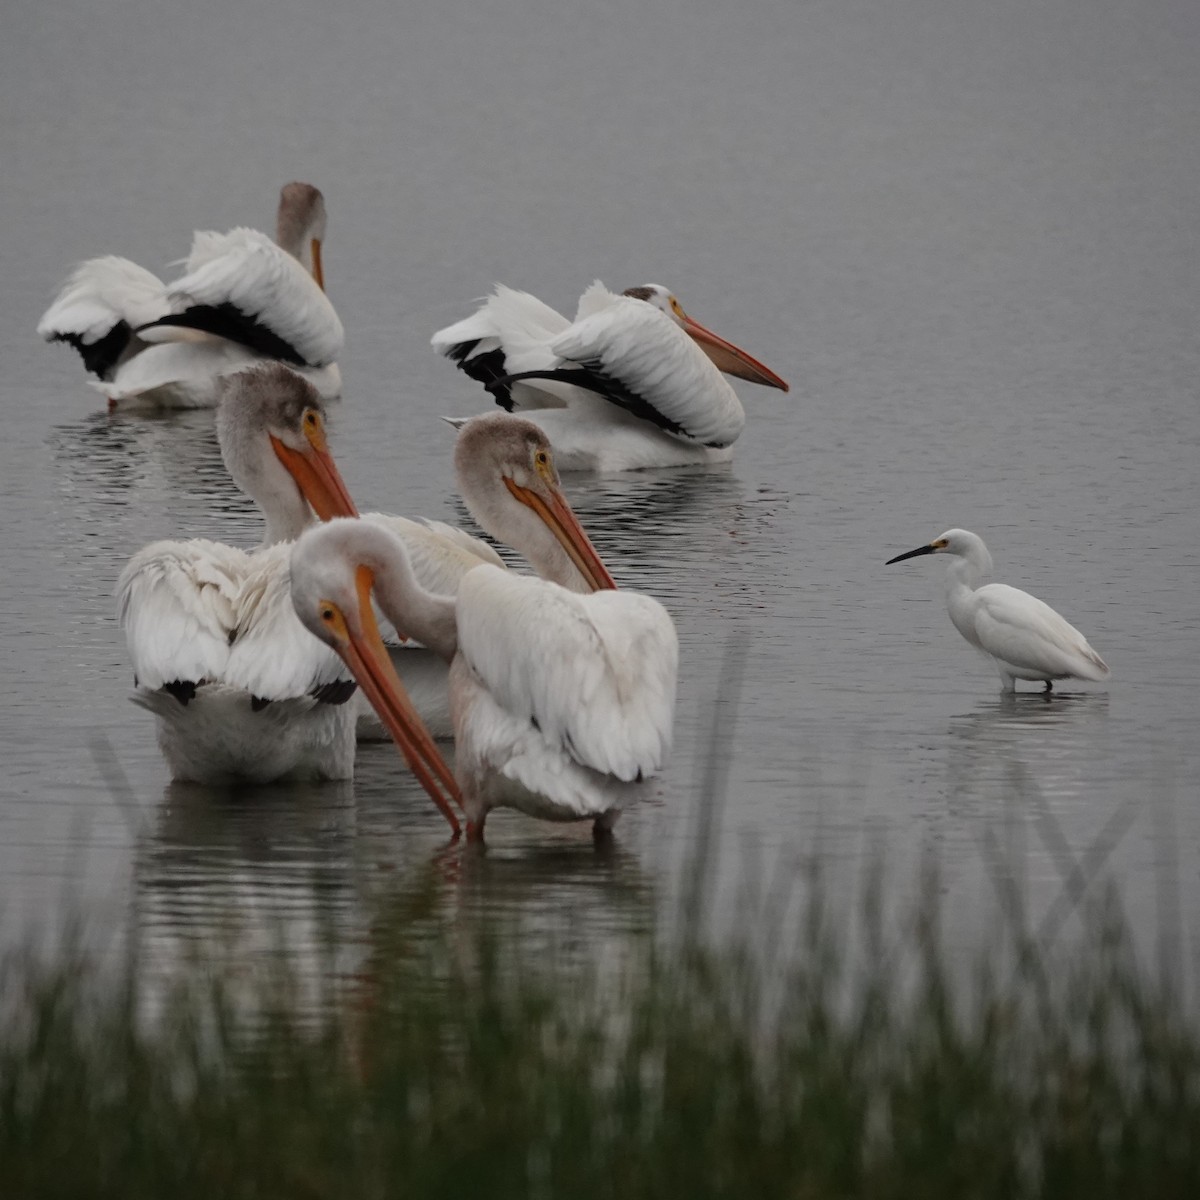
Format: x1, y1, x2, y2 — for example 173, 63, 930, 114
933, 539, 949, 549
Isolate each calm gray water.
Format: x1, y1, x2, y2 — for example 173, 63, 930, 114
2, 0, 1198, 976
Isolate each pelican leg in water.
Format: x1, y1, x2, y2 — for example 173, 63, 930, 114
433, 281, 788, 471
886, 528, 1111, 693
291, 508, 676, 840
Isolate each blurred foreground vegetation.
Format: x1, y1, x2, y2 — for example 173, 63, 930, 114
1, 861, 1198, 1200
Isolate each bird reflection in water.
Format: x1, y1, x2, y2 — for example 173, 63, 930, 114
940, 692, 1132, 943
138, 779, 359, 959
48, 409, 258, 547
943, 692, 1112, 826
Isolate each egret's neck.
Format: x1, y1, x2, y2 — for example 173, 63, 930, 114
373, 551, 459, 662
943, 548, 990, 598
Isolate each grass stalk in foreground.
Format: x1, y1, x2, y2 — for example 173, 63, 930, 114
1, 864, 1198, 1199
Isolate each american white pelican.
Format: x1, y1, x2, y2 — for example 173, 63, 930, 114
38, 182, 342, 409
886, 528, 1111, 693
342, 412, 619, 740
118, 364, 363, 783
432, 281, 788, 471
290, 517, 678, 839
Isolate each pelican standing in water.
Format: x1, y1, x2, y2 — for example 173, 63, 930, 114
290, 514, 677, 840
432, 281, 788, 471
38, 182, 342, 408
327, 411, 619, 740
275, 411, 615, 741
117, 365, 363, 783
886, 528, 1111, 693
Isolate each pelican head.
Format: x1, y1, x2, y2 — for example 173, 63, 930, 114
452, 413, 618, 591
622, 283, 788, 392
217, 363, 357, 544
887, 529, 993, 575
276, 182, 328, 289
291, 519, 462, 834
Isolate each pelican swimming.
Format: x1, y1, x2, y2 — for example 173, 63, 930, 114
432, 281, 788, 471
290, 517, 677, 840
117, 364, 363, 783
38, 182, 342, 409
886, 528, 1111, 693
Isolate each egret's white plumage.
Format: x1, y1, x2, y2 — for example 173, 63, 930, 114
433, 281, 788, 471
290, 518, 678, 839
117, 365, 362, 783
39, 183, 341, 409
886, 528, 1111, 692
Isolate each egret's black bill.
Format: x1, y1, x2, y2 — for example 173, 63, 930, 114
886, 544, 936, 565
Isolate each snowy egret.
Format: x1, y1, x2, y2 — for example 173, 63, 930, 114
886, 528, 1110, 693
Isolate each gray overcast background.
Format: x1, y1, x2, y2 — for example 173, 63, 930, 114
0, 0, 1197, 968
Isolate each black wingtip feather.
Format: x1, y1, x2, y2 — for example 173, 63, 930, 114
50, 320, 134, 379
311, 679, 358, 706
163, 680, 199, 707
447, 340, 515, 411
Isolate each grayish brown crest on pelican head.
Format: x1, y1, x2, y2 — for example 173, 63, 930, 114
452, 413, 617, 592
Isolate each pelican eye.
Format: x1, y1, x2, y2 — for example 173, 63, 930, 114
321, 607, 335, 622
535, 450, 549, 467
304, 410, 318, 427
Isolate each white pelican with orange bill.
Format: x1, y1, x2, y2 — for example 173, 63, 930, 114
38, 182, 341, 409
117, 365, 363, 783
328, 412, 621, 742
432, 281, 788, 471
290, 512, 677, 841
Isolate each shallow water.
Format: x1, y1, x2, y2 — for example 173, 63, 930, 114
2, 0, 1198, 980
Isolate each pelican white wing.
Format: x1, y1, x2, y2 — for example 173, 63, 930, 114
118, 540, 349, 701
547, 294, 745, 447
139, 228, 343, 369
970, 584, 1111, 681
432, 284, 580, 410
455, 565, 678, 781
117, 539, 247, 691
225, 544, 351, 700
363, 513, 504, 599
37, 256, 166, 379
